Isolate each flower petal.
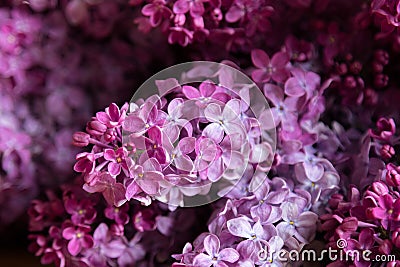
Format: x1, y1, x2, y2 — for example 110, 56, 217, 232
227, 217, 252, 239
182, 85, 201, 99
204, 234, 220, 257
251, 49, 270, 68
193, 253, 213, 267
218, 248, 239, 263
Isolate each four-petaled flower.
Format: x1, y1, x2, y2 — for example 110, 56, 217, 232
62, 225, 94, 256
276, 202, 318, 243
142, 0, 172, 27
284, 69, 321, 99
65, 198, 97, 225
126, 158, 163, 197
203, 99, 244, 143
173, 0, 206, 18
104, 203, 130, 225
367, 194, 400, 230
251, 49, 289, 83
144, 126, 169, 164
227, 217, 277, 243
193, 234, 240, 267
104, 147, 129, 177
96, 103, 128, 128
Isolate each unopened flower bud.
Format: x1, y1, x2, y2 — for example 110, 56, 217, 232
374, 73, 388, 89
72, 132, 90, 147
381, 144, 395, 160
374, 50, 389, 65
369, 117, 396, 141
86, 119, 107, 136
372, 61, 384, 73
386, 163, 400, 187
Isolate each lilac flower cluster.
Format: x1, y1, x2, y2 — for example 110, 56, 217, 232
73, 71, 275, 209
320, 117, 400, 266
168, 47, 342, 266
0, 1, 174, 228
171, 176, 319, 267
132, 0, 274, 49
19, 0, 400, 266
28, 180, 207, 266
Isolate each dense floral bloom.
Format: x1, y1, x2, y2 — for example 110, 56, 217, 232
28, 181, 207, 266
131, 0, 274, 49
0, 0, 178, 228
72, 68, 276, 209
17, 0, 400, 266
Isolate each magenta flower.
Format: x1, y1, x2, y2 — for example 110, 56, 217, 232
386, 163, 400, 187
133, 209, 157, 232
103, 147, 129, 177
72, 132, 90, 147
96, 103, 128, 128
276, 202, 318, 243
168, 27, 193, 46
284, 68, 321, 99
85, 223, 125, 266
144, 126, 169, 164
74, 152, 96, 174
381, 144, 395, 160
372, 0, 400, 28
182, 82, 229, 106
244, 6, 274, 36
62, 225, 94, 256
194, 137, 221, 179
173, 0, 206, 18
86, 119, 108, 136
83, 172, 127, 207
123, 101, 166, 136
343, 228, 375, 267
251, 49, 289, 83
203, 99, 244, 143
193, 234, 240, 267
284, 35, 313, 62
117, 233, 146, 266
142, 0, 172, 27
164, 98, 193, 143
126, 158, 163, 197
369, 117, 396, 141
104, 204, 130, 225
65, 198, 96, 225
250, 181, 286, 224
367, 194, 400, 229
260, 84, 298, 131
227, 217, 277, 243
225, 0, 247, 23
167, 137, 196, 172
